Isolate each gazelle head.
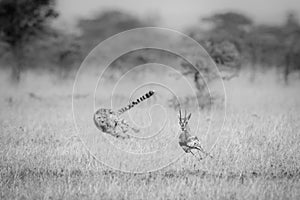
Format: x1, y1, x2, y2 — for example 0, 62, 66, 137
178, 109, 191, 131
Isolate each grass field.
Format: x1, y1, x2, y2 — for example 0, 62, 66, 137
1, 69, 300, 200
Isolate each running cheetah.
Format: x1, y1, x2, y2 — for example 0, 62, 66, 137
94, 90, 155, 139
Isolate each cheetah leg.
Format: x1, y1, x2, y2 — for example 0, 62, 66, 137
115, 133, 130, 139
120, 119, 140, 133
105, 127, 130, 139
112, 121, 131, 139
113, 128, 130, 139
131, 127, 140, 133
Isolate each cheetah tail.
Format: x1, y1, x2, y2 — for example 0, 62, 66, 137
117, 90, 155, 115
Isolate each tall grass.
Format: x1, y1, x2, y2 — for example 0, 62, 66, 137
0, 69, 300, 200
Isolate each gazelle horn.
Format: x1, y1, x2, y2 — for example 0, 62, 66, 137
179, 109, 182, 120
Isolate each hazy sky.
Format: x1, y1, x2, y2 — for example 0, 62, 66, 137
57, 0, 300, 30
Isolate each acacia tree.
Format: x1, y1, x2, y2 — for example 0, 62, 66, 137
187, 12, 246, 93
0, 0, 58, 81
181, 12, 248, 108
283, 12, 300, 84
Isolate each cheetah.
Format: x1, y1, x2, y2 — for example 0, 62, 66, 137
94, 90, 155, 139
178, 109, 213, 160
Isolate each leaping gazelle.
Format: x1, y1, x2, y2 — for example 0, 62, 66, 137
178, 109, 213, 160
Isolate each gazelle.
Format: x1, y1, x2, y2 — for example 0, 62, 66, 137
178, 109, 213, 160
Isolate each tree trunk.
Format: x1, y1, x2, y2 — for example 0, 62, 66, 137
284, 53, 291, 85
11, 44, 23, 82
194, 71, 206, 92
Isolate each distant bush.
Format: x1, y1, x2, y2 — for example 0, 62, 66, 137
189, 11, 300, 83
77, 10, 152, 54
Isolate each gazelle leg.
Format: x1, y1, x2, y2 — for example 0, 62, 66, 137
190, 151, 202, 161
206, 152, 214, 159
202, 149, 213, 159
196, 145, 213, 159
196, 150, 203, 160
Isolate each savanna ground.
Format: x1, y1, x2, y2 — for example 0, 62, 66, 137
0, 68, 300, 200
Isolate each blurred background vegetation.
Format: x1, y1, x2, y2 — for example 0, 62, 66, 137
0, 0, 299, 84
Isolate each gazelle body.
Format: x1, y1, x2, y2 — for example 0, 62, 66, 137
178, 109, 213, 160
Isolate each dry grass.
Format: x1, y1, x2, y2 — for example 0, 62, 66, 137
0, 69, 300, 200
